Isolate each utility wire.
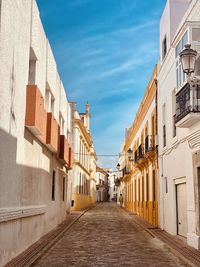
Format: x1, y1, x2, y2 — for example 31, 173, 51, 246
74, 153, 126, 157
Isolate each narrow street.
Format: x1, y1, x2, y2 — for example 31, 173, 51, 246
33, 203, 186, 267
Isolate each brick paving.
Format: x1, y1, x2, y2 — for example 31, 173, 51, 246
33, 203, 188, 267
5, 212, 84, 267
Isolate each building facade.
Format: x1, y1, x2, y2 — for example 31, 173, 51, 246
96, 167, 109, 202
107, 170, 118, 201
0, 1, 73, 265
116, 141, 126, 206
157, 0, 200, 248
118, 66, 158, 226
70, 103, 97, 211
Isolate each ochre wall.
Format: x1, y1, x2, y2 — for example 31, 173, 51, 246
71, 193, 95, 211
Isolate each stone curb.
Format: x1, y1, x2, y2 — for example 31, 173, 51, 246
5, 205, 94, 267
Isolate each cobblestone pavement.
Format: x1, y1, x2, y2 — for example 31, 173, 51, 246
33, 203, 188, 267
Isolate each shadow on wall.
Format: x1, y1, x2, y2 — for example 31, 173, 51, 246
0, 127, 50, 207
0, 127, 67, 266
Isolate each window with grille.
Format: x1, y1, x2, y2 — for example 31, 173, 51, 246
52, 170, 56, 201
176, 31, 188, 88
162, 36, 167, 60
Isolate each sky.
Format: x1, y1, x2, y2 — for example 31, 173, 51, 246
37, 0, 166, 169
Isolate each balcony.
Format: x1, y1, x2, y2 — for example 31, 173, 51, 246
122, 166, 131, 176
175, 83, 200, 128
25, 85, 47, 143
46, 113, 59, 153
135, 144, 144, 162
59, 135, 72, 169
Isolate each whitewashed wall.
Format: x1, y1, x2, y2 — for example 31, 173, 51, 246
0, 0, 73, 265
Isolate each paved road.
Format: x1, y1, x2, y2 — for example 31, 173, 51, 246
34, 203, 187, 267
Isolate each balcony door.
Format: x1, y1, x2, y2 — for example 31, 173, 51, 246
176, 182, 187, 237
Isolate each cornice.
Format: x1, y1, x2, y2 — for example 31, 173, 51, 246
124, 65, 157, 151
74, 118, 92, 146
75, 161, 90, 176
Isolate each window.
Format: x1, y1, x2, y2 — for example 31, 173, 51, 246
45, 89, 55, 113
172, 90, 176, 138
134, 180, 136, 202
152, 170, 156, 201
63, 177, 65, 201
192, 28, 200, 42
165, 177, 168, 194
28, 48, 37, 85
163, 125, 166, 147
192, 28, 200, 77
198, 167, 200, 202
138, 178, 140, 202
162, 36, 167, 60
151, 115, 155, 146
173, 115, 176, 138
59, 115, 65, 135
146, 173, 149, 201
79, 173, 81, 194
162, 104, 166, 147
52, 170, 56, 201
142, 176, 144, 201
176, 31, 188, 88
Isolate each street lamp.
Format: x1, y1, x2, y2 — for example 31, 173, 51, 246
179, 44, 200, 112
116, 163, 120, 171
179, 44, 197, 76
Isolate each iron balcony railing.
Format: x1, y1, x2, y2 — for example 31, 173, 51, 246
134, 150, 138, 162
175, 83, 200, 123
122, 166, 131, 176
135, 144, 144, 162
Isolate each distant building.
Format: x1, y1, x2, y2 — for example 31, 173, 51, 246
70, 103, 97, 211
107, 170, 118, 201
116, 142, 126, 206
96, 167, 109, 202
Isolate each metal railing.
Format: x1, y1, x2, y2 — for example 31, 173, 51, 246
122, 166, 131, 176
135, 144, 144, 162
175, 83, 200, 123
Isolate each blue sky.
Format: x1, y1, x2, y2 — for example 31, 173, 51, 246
37, 0, 166, 169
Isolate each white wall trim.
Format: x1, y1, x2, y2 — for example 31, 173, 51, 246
0, 205, 46, 223
174, 177, 186, 185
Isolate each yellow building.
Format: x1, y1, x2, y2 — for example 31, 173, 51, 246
122, 65, 158, 226
70, 103, 97, 211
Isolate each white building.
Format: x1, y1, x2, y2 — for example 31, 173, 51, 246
116, 142, 126, 206
0, 1, 73, 265
96, 167, 109, 202
70, 103, 97, 211
107, 170, 118, 201
158, 0, 200, 249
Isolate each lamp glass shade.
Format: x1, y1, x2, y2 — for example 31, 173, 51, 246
179, 44, 197, 74
116, 163, 120, 170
